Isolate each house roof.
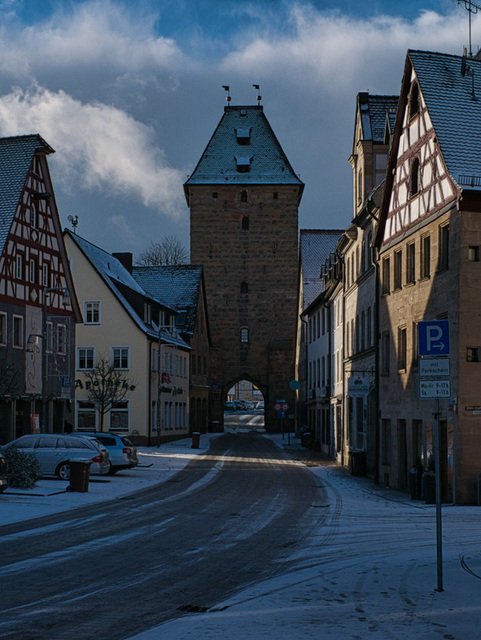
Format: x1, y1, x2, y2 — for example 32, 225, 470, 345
299, 229, 344, 309
184, 105, 303, 197
65, 232, 189, 348
0, 134, 54, 253
408, 49, 481, 190
356, 93, 398, 148
132, 265, 204, 336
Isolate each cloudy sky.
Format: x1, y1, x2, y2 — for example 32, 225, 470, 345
0, 0, 474, 257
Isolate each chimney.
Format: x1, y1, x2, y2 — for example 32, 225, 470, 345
113, 252, 133, 273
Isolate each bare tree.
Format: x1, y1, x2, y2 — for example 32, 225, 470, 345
83, 357, 135, 431
137, 236, 189, 266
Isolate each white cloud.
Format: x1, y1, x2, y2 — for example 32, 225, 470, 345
0, 86, 185, 217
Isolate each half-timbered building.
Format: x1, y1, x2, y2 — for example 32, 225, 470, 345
0, 135, 81, 443
375, 50, 481, 503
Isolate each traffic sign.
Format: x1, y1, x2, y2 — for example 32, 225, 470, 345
419, 379, 451, 398
419, 358, 450, 377
418, 320, 450, 356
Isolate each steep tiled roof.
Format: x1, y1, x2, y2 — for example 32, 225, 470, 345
184, 105, 303, 193
366, 95, 398, 143
410, 50, 481, 189
299, 229, 344, 309
132, 265, 203, 335
0, 134, 54, 253
66, 232, 188, 348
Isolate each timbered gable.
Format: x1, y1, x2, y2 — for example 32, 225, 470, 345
376, 50, 481, 249
383, 68, 457, 244
0, 136, 79, 319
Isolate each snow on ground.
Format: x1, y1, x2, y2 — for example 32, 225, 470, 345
0, 434, 219, 526
3, 432, 481, 639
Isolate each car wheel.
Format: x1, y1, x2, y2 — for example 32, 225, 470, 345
56, 462, 71, 480
108, 463, 118, 475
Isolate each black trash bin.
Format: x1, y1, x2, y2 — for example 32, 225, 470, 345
69, 460, 91, 492
350, 450, 367, 477
191, 432, 201, 449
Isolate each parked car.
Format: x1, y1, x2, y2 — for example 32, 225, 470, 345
0, 450, 7, 492
224, 401, 236, 411
233, 400, 247, 411
2, 434, 110, 480
71, 432, 138, 474
256, 401, 265, 410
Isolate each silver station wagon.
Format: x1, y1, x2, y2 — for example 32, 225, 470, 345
2, 434, 110, 480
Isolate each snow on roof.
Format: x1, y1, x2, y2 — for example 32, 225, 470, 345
185, 105, 303, 191
132, 265, 203, 335
67, 232, 188, 348
0, 134, 54, 253
409, 49, 481, 190
299, 229, 344, 309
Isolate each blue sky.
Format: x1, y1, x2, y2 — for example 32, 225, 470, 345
0, 0, 472, 254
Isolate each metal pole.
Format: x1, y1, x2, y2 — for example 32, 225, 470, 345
156, 328, 162, 447
434, 398, 444, 591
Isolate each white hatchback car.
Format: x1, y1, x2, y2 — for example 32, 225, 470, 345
2, 434, 110, 480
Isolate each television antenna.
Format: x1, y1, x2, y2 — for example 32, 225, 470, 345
458, 0, 481, 56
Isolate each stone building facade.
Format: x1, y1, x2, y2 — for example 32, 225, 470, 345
185, 105, 303, 431
375, 50, 481, 503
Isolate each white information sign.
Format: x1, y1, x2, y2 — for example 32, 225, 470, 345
419, 379, 451, 398
419, 358, 450, 377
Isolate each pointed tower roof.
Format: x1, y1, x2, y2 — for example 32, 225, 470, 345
184, 105, 303, 199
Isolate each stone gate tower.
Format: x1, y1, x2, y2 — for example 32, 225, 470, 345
184, 105, 303, 431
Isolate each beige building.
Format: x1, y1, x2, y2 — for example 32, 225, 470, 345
342, 93, 397, 477
65, 232, 190, 445
375, 49, 481, 503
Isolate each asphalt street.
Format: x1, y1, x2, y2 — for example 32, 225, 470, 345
0, 432, 328, 640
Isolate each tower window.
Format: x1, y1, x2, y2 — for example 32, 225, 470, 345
240, 190, 248, 203
240, 328, 249, 343
242, 216, 249, 230
240, 282, 248, 294
212, 192, 218, 199
273, 192, 278, 199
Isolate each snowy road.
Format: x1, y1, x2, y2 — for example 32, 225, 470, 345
133, 456, 481, 640
0, 433, 328, 640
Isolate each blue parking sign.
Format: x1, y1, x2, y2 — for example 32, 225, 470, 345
418, 320, 450, 356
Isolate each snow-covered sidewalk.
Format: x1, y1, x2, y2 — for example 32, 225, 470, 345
0, 433, 219, 526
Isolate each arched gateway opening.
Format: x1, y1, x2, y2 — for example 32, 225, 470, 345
223, 378, 265, 433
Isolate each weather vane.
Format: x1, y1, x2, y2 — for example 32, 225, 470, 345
67, 215, 79, 234
253, 84, 262, 105
222, 85, 231, 103
458, 0, 481, 56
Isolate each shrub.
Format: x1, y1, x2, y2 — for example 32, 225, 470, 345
4, 447, 41, 488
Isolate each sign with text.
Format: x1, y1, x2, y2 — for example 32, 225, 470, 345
419, 358, 450, 377
419, 379, 451, 398
348, 376, 370, 397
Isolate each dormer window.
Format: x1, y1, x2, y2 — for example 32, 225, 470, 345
236, 128, 251, 145
236, 156, 251, 173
